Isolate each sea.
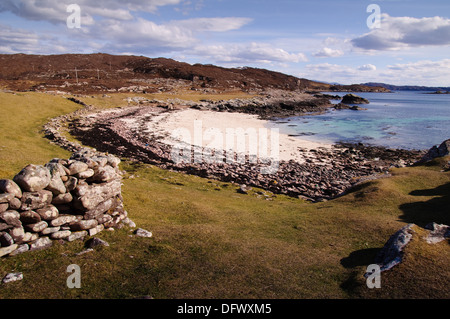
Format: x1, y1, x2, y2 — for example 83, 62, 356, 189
267, 91, 450, 151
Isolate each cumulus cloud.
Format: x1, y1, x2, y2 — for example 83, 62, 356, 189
192, 42, 308, 65
313, 47, 344, 58
358, 64, 377, 71
352, 14, 450, 51
171, 17, 252, 32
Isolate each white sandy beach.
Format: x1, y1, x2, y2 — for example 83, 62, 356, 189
141, 108, 332, 164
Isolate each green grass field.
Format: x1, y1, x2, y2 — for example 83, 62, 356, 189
0, 91, 448, 299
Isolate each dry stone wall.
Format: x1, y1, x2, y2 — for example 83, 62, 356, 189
0, 148, 134, 257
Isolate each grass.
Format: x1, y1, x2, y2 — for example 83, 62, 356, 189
0, 92, 449, 299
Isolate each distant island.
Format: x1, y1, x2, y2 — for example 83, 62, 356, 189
361, 82, 450, 92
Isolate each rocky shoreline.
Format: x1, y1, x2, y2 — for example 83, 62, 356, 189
59, 101, 425, 202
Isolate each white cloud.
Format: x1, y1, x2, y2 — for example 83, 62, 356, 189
313, 47, 344, 58
192, 42, 308, 65
358, 64, 377, 71
172, 17, 252, 32
352, 14, 450, 51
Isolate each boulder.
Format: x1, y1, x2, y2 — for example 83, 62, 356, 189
36, 205, 59, 221
341, 94, 370, 105
0, 179, 22, 198
8, 227, 25, 242
50, 214, 79, 227
420, 139, 450, 162
69, 219, 98, 231
29, 237, 52, 251
24, 221, 48, 233
20, 190, 53, 210
67, 161, 89, 175
73, 179, 122, 211
0, 193, 14, 204
0, 211, 21, 227
13, 164, 51, 192
19, 211, 41, 224
0, 244, 18, 257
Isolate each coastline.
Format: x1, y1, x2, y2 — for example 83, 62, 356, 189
67, 104, 425, 202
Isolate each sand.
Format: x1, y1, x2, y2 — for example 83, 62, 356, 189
140, 108, 332, 164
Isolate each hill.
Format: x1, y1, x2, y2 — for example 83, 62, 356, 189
362, 82, 450, 92
0, 53, 389, 94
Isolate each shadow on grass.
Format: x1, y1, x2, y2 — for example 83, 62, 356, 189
398, 182, 450, 227
339, 248, 381, 296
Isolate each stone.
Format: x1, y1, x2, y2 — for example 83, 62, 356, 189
84, 197, 119, 220
420, 139, 450, 162
8, 198, 21, 210
50, 230, 72, 240
134, 228, 153, 238
36, 205, 59, 221
50, 214, 79, 227
40, 226, 61, 235
67, 231, 87, 242
64, 176, 78, 192
45, 162, 67, 177
51, 193, 73, 205
0, 179, 22, 198
13, 164, 51, 192
22, 232, 39, 243
29, 237, 52, 251
0, 232, 15, 246
2, 272, 23, 284
19, 211, 41, 224
85, 237, 109, 249
70, 219, 98, 231
45, 170, 66, 195
73, 179, 122, 211
24, 221, 48, 233
8, 227, 25, 242
0, 203, 8, 214
68, 161, 89, 175
0, 193, 15, 204
0, 223, 12, 231
20, 190, 53, 210
424, 222, 450, 244
77, 169, 95, 179
0, 210, 21, 227
122, 217, 136, 228
88, 224, 104, 236
107, 155, 121, 168
9, 244, 29, 256
341, 94, 370, 105
96, 214, 113, 225
89, 165, 120, 183
0, 244, 17, 257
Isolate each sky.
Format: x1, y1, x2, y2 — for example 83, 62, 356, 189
0, 0, 449, 86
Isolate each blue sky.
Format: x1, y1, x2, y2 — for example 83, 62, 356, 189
1, 0, 449, 86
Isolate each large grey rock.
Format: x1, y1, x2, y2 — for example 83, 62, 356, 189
73, 179, 122, 211
341, 94, 370, 105
424, 222, 450, 244
134, 228, 153, 238
374, 224, 415, 272
24, 221, 48, 233
67, 161, 89, 175
67, 230, 87, 242
50, 214, 79, 227
9, 244, 29, 256
8, 227, 25, 242
20, 190, 53, 211
84, 197, 119, 220
420, 139, 450, 162
89, 165, 120, 183
29, 237, 52, 251
85, 237, 109, 249
13, 164, 51, 192
69, 219, 98, 231
0, 244, 17, 257
0, 179, 22, 198
36, 205, 59, 221
0, 211, 21, 227
50, 230, 72, 240
2, 272, 23, 284
45, 169, 66, 195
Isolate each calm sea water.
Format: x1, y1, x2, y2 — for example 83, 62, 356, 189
267, 91, 450, 151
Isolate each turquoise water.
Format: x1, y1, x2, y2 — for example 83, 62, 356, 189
267, 91, 450, 150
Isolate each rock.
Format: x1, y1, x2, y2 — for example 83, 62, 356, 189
13, 164, 51, 192
0, 210, 21, 227
424, 222, 450, 244
420, 139, 450, 162
51, 193, 73, 205
50, 230, 72, 240
134, 228, 153, 238
9, 244, 29, 256
0, 232, 15, 246
0, 179, 22, 198
70, 219, 98, 231
0, 193, 15, 204
237, 184, 252, 194
0, 203, 8, 214
67, 231, 87, 242
83, 197, 119, 220
373, 224, 415, 272
8, 198, 21, 210
67, 161, 89, 175
96, 214, 113, 225
88, 224, 104, 236
2, 272, 23, 283
40, 226, 61, 235
24, 221, 48, 233
73, 179, 122, 211
50, 214, 79, 227
36, 205, 59, 221
85, 237, 109, 249
0, 244, 17, 257
22, 232, 38, 243
64, 176, 78, 192
122, 217, 136, 228
29, 237, 52, 251
341, 94, 370, 105
77, 169, 95, 179
89, 165, 120, 183
19, 211, 41, 224
45, 170, 66, 195
20, 190, 53, 210
8, 227, 25, 242
0, 223, 12, 231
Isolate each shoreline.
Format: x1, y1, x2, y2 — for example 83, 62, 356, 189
67, 105, 425, 202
